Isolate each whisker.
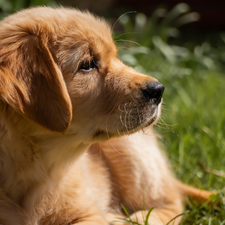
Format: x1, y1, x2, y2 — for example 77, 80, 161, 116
111, 11, 137, 31
123, 103, 130, 133
129, 93, 138, 103
159, 118, 174, 127
156, 121, 179, 137
114, 31, 140, 40
118, 104, 125, 113
120, 112, 127, 129
115, 39, 143, 47
154, 129, 165, 142
127, 109, 133, 130
137, 107, 142, 125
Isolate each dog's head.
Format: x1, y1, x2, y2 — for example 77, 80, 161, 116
0, 7, 164, 142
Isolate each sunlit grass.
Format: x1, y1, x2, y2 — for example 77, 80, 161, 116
159, 70, 225, 224
116, 4, 225, 224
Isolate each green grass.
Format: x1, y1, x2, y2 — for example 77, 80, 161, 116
159, 69, 225, 187
158, 69, 225, 224
115, 4, 225, 224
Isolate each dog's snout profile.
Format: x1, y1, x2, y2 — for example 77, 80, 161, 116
142, 82, 164, 104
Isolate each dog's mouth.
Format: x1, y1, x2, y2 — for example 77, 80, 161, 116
92, 100, 162, 140
119, 101, 162, 133
114, 82, 164, 135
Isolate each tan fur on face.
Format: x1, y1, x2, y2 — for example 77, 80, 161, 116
0, 7, 213, 225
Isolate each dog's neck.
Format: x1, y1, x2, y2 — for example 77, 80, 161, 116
0, 103, 90, 212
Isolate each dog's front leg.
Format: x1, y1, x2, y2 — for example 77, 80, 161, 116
41, 213, 109, 225
40, 203, 109, 225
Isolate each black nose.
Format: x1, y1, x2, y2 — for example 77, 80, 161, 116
142, 82, 164, 105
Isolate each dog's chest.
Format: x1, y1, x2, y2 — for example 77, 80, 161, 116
78, 151, 112, 211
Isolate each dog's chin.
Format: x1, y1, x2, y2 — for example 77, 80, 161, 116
92, 102, 162, 142
125, 105, 161, 134
124, 101, 162, 134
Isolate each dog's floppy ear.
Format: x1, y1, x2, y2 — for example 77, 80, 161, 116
0, 23, 72, 133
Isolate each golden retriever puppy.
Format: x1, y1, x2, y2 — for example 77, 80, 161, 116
0, 7, 212, 225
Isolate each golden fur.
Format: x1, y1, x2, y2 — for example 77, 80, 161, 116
0, 7, 212, 225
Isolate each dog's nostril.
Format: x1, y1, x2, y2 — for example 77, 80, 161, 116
143, 82, 165, 104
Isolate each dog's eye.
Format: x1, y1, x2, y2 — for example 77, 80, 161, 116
79, 58, 97, 72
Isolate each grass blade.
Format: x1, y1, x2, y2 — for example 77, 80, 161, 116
145, 207, 154, 225
166, 211, 189, 225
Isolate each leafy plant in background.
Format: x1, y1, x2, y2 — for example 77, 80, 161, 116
117, 3, 199, 46
115, 3, 225, 74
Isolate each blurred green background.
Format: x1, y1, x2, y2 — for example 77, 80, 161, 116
1, 0, 225, 224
